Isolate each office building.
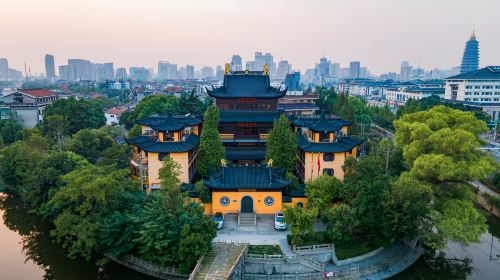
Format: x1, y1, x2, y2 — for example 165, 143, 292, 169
129, 67, 151, 81
400, 61, 412, 81
103, 63, 114, 80
349, 61, 361, 79
216, 65, 224, 81
284, 72, 301, 91
276, 60, 292, 79
231, 55, 243, 71
0, 58, 8, 81
445, 66, 500, 121
115, 68, 127, 80
186, 65, 195, 79
460, 31, 480, 74
45, 54, 56, 78
201, 66, 214, 79
67, 59, 93, 81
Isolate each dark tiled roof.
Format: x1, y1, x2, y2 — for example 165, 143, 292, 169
219, 111, 282, 123
125, 133, 199, 153
291, 115, 352, 132
225, 147, 266, 161
204, 164, 290, 189
297, 134, 362, 153
136, 114, 202, 131
446, 66, 500, 80
180, 183, 198, 198
207, 74, 286, 99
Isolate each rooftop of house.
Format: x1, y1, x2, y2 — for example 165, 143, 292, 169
446, 66, 500, 80
15, 89, 57, 98
125, 133, 199, 153
277, 103, 319, 111
105, 106, 127, 116
207, 72, 286, 99
204, 164, 290, 189
136, 114, 202, 131
291, 114, 352, 132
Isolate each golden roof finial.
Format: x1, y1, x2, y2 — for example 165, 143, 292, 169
224, 63, 231, 75
267, 159, 273, 167
220, 159, 227, 167
263, 64, 269, 75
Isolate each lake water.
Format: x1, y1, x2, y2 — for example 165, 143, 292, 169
1, 192, 500, 280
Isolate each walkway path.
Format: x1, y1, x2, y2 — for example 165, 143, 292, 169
470, 180, 500, 198
324, 241, 422, 280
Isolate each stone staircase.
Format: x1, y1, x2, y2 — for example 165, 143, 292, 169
238, 213, 256, 226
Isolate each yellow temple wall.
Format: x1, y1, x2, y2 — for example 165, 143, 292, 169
283, 197, 309, 209
146, 152, 190, 188
303, 151, 350, 181
211, 191, 282, 214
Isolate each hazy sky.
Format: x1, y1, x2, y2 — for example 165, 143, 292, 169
1, 0, 499, 75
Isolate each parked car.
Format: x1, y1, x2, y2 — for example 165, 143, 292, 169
274, 212, 287, 230
213, 212, 224, 229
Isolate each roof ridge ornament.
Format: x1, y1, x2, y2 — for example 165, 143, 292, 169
224, 63, 231, 75
263, 64, 269, 76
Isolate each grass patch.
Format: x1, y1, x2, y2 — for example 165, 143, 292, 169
248, 245, 282, 256
335, 241, 377, 260
287, 231, 330, 246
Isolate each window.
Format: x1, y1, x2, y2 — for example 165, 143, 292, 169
158, 153, 169, 161
323, 168, 334, 176
296, 202, 304, 208
323, 153, 334, 161
466, 86, 472, 89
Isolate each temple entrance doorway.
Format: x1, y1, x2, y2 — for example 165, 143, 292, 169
241, 196, 254, 213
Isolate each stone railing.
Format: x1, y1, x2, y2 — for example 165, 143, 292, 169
245, 254, 324, 272
106, 254, 187, 279
188, 256, 204, 280
292, 243, 334, 253
334, 247, 383, 266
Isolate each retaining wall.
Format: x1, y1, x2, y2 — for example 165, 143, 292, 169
334, 247, 383, 266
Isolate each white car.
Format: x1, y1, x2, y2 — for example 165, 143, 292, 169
274, 212, 287, 231
213, 212, 224, 230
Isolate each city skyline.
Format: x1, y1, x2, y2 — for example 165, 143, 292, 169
1, 0, 500, 75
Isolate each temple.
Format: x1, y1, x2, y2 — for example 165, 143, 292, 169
126, 64, 362, 215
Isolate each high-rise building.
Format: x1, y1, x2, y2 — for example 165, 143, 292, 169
68, 59, 92, 81
129, 67, 151, 81
45, 54, 56, 78
277, 60, 292, 79
59, 65, 69, 80
231, 55, 242, 71
158, 61, 170, 80
103, 63, 114, 80
186, 65, 195, 79
316, 57, 330, 78
349, 61, 360, 79
216, 65, 224, 81
169, 64, 178, 79
115, 68, 127, 80
329, 63, 340, 78
400, 61, 412, 81
285, 72, 301, 91
92, 63, 105, 81
201, 66, 214, 79
0, 58, 9, 81
460, 31, 479, 74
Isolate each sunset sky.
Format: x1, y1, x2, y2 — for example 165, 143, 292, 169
1, 0, 499, 75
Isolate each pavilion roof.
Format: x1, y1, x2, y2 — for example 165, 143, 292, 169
204, 164, 290, 189
125, 133, 199, 153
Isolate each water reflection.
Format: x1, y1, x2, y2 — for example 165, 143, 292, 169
0, 193, 154, 280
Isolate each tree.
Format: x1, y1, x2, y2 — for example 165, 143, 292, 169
100, 144, 132, 168
394, 106, 496, 181
21, 151, 89, 212
283, 206, 318, 245
196, 107, 225, 178
0, 119, 23, 144
0, 140, 42, 189
265, 115, 297, 172
305, 175, 343, 210
314, 86, 337, 113
66, 129, 114, 163
45, 114, 67, 153
122, 95, 182, 127
384, 173, 434, 241
323, 203, 358, 243
43, 165, 138, 260
43, 98, 105, 135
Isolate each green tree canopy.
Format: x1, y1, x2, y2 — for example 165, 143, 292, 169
265, 115, 297, 172
283, 206, 318, 245
43, 98, 106, 135
0, 119, 23, 144
43, 165, 138, 260
305, 175, 343, 209
66, 128, 114, 163
196, 106, 225, 178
